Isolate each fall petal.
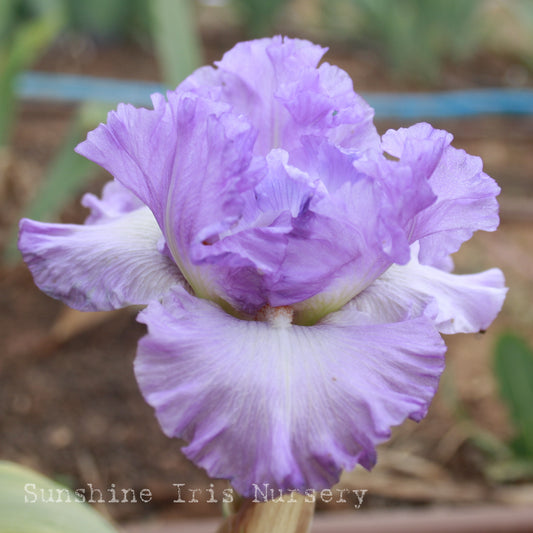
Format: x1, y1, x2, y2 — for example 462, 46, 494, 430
19, 207, 183, 311
352, 250, 507, 334
135, 287, 446, 496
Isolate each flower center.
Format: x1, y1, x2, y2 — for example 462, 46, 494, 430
255, 305, 294, 328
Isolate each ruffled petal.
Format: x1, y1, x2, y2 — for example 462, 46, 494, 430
352, 247, 507, 334
135, 286, 446, 496
316, 63, 378, 151
189, 149, 329, 314
254, 149, 324, 217
75, 92, 263, 303
284, 176, 393, 321
382, 123, 501, 268
81, 179, 144, 224
18, 207, 183, 311
180, 36, 380, 156
285, 139, 437, 324
75, 93, 178, 226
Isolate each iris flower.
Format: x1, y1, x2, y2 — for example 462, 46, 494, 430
19, 37, 506, 496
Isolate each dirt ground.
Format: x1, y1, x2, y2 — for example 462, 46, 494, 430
1, 34, 533, 525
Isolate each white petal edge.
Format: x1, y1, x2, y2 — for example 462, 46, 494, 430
19, 207, 184, 311
351, 251, 507, 334
135, 286, 446, 496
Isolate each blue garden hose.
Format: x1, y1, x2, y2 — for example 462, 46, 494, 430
16, 71, 533, 119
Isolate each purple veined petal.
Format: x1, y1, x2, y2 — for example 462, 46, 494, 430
82, 179, 144, 224
75, 93, 176, 226
254, 149, 326, 217
135, 286, 446, 497
188, 150, 326, 315
191, 142, 427, 318
179, 36, 380, 157
277, 177, 393, 322
381, 122, 453, 164
291, 135, 361, 193
18, 207, 184, 312
188, 223, 290, 316
316, 63, 379, 152
278, 61, 380, 154
278, 139, 437, 324
353, 133, 441, 242
180, 37, 324, 155
382, 123, 501, 268
75, 91, 262, 305
350, 245, 507, 334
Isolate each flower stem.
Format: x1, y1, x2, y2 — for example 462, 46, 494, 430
217, 492, 315, 533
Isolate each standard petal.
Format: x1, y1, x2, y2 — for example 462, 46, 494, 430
75, 93, 177, 226
351, 250, 507, 334
254, 149, 324, 217
135, 286, 445, 496
281, 176, 393, 321
283, 140, 436, 324
179, 36, 380, 156
18, 207, 184, 311
75, 92, 262, 303
187, 149, 322, 314
316, 62, 378, 151
382, 123, 501, 267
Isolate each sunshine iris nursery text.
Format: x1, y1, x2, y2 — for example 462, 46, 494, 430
23, 482, 367, 509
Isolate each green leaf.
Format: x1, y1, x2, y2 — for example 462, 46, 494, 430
0, 5, 64, 146
0, 461, 118, 533
149, 0, 202, 88
348, 0, 482, 81
231, 0, 290, 37
494, 333, 533, 458
64, 0, 130, 39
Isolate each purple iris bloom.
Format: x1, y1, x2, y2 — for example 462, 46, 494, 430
19, 37, 506, 496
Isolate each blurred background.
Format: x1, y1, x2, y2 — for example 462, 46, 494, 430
1, 0, 533, 529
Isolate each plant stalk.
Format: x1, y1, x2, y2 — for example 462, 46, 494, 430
217, 491, 315, 533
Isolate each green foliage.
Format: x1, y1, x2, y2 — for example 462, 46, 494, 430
0, 0, 64, 146
4, 102, 111, 263
494, 333, 533, 459
63, 0, 131, 40
25, 103, 109, 222
440, 344, 533, 484
231, 0, 290, 37
149, 0, 202, 87
2, 0, 203, 263
62, 0, 150, 41
347, 0, 483, 81
485, 332, 533, 482
0, 461, 118, 533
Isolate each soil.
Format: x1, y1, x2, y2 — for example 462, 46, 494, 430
1, 30, 533, 526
